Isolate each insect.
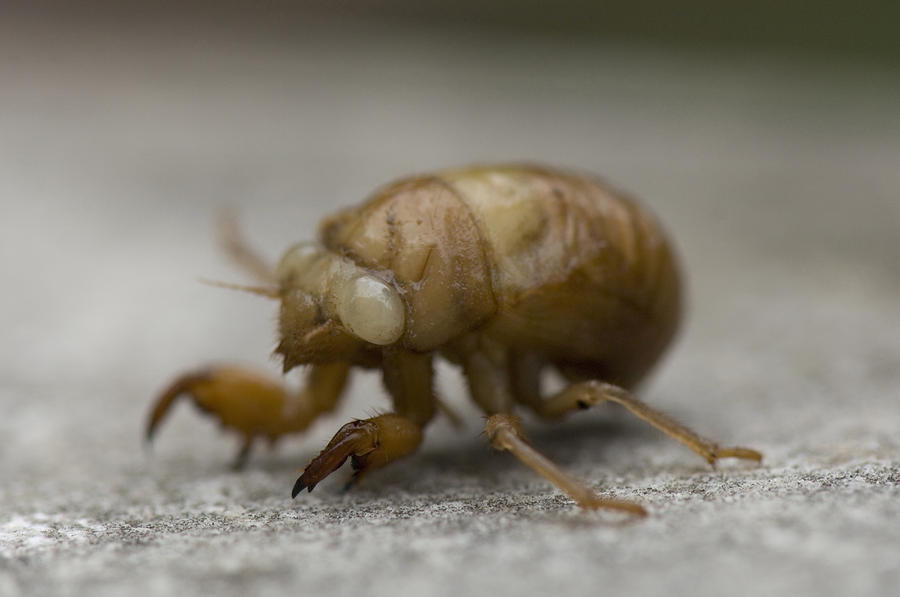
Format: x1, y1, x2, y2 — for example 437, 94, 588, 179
147, 164, 761, 516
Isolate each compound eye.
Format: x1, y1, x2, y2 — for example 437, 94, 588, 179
336, 275, 405, 345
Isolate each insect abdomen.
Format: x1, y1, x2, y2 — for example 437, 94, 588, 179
441, 165, 682, 387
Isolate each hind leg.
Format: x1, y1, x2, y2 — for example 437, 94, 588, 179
527, 379, 762, 466
147, 362, 350, 468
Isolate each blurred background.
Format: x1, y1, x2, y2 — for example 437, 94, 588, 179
2, 3, 899, 597
3, 0, 898, 385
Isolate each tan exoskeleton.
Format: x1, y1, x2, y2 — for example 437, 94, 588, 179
147, 164, 761, 516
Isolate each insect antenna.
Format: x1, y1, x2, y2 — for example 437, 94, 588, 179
216, 208, 277, 285
198, 277, 280, 299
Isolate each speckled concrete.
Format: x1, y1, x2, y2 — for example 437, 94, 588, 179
2, 15, 899, 597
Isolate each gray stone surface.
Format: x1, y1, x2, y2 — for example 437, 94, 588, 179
2, 15, 899, 597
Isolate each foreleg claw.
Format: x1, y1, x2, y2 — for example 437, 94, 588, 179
292, 414, 422, 497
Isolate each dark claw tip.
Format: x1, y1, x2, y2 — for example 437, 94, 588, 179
291, 478, 306, 499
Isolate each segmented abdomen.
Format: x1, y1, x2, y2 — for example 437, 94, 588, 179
441, 165, 682, 386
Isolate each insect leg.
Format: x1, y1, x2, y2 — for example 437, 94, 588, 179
231, 436, 255, 471
147, 363, 351, 466
465, 349, 642, 513
292, 350, 434, 495
534, 380, 762, 465
458, 336, 516, 415
485, 414, 646, 515
507, 352, 544, 410
292, 413, 423, 495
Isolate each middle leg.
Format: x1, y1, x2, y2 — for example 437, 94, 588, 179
461, 340, 646, 514
486, 414, 647, 515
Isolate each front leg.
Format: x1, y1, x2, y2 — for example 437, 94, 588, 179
147, 362, 350, 468
292, 414, 422, 494
292, 350, 435, 495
